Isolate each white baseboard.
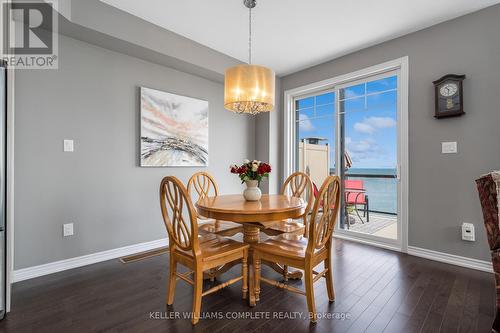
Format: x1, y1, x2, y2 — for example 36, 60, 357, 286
334, 234, 493, 273
333, 233, 402, 253
12, 238, 168, 283
407, 246, 493, 273
12, 237, 493, 283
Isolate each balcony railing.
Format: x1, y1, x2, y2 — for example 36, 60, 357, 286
326, 170, 397, 215
345, 173, 397, 215
346, 173, 397, 179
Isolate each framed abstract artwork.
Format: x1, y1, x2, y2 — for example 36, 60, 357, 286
140, 87, 208, 167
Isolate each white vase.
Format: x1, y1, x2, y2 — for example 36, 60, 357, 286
243, 180, 262, 201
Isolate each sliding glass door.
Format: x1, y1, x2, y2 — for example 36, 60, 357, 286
292, 66, 404, 249
337, 73, 399, 244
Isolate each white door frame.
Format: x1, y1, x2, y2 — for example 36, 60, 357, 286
283, 57, 409, 253
5, 65, 14, 312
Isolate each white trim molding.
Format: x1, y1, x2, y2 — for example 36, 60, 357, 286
12, 238, 168, 283
407, 246, 493, 273
334, 233, 402, 253
6, 64, 15, 312
399, 57, 409, 254
11, 237, 493, 284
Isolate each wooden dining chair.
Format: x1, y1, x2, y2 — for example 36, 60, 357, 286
187, 172, 242, 237
160, 176, 249, 325
264, 172, 314, 236
253, 175, 341, 322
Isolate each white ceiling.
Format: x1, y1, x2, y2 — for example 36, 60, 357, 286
100, 0, 500, 75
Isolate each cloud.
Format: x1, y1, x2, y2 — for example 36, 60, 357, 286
298, 114, 314, 131
344, 90, 359, 99
345, 137, 382, 164
348, 138, 378, 153
353, 122, 375, 134
354, 116, 396, 134
367, 116, 397, 128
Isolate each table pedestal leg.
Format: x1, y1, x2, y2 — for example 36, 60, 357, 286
243, 224, 260, 307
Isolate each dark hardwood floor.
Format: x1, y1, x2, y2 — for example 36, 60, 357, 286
0, 239, 494, 333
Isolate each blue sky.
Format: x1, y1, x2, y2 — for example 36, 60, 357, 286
297, 75, 397, 169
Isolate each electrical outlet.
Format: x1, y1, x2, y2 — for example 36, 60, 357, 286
63, 139, 74, 152
63, 223, 74, 237
442, 141, 457, 154
461, 223, 475, 241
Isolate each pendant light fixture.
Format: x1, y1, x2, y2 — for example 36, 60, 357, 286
224, 0, 275, 115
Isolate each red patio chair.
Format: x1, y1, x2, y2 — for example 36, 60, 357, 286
344, 180, 369, 222
313, 180, 370, 223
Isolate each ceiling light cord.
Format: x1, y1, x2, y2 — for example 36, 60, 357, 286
248, 6, 252, 64
224, 0, 275, 114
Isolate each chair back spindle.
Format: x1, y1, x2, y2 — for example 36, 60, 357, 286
187, 172, 219, 203
187, 172, 219, 222
160, 176, 199, 254
281, 172, 314, 218
307, 176, 341, 251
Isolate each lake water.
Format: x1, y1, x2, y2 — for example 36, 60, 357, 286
331, 168, 397, 214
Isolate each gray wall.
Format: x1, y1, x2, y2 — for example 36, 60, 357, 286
255, 77, 282, 195
14, 35, 255, 269
281, 5, 500, 261
58, 0, 242, 83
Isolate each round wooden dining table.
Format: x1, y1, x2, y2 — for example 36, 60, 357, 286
196, 194, 306, 306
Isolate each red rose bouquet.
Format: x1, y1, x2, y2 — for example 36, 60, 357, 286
230, 159, 272, 185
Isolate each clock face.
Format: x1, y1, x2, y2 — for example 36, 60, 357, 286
439, 83, 458, 97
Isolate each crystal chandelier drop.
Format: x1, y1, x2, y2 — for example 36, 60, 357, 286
224, 0, 275, 115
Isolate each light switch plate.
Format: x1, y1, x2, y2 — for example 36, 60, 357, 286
63, 223, 74, 237
63, 139, 74, 152
441, 141, 457, 154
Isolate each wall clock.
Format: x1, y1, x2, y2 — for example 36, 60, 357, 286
433, 74, 465, 118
